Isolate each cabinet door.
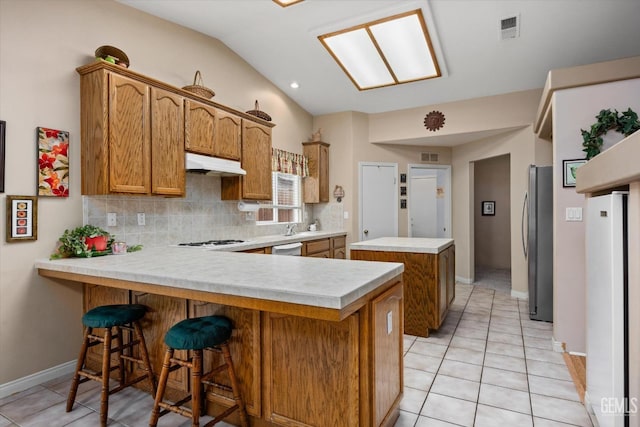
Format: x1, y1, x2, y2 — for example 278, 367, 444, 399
318, 143, 330, 202
263, 312, 359, 426
371, 282, 403, 426
151, 88, 185, 196
108, 74, 150, 194
189, 301, 261, 417
131, 292, 188, 392
438, 251, 448, 326
184, 99, 216, 156
447, 246, 456, 306
241, 120, 272, 200
213, 110, 241, 160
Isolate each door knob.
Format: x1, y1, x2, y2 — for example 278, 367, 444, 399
364, 229, 369, 234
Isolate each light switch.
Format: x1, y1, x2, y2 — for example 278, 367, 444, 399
387, 311, 393, 334
565, 207, 583, 222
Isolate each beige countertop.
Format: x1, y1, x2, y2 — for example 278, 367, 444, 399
35, 245, 402, 311
204, 230, 347, 252
349, 237, 454, 254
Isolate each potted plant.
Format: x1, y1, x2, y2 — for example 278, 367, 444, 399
51, 225, 114, 259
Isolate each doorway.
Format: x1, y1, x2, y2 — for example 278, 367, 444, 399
408, 164, 451, 238
473, 155, 511, 293
358, 162, 398, 241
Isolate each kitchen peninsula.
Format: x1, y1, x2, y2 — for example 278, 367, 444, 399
350, 237, 455, 338
35, 247, 404, 427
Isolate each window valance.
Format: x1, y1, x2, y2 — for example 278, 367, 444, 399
272, 148, 308, 177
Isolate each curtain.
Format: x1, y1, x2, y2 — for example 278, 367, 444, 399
272, 148, 308, 177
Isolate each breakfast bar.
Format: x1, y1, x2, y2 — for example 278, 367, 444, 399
35, 247, 404, 427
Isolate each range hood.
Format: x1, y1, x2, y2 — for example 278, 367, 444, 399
185, 152, 246, 176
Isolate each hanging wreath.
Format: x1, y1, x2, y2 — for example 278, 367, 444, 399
581, 108, 640, 159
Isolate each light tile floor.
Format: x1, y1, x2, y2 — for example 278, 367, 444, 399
0, 283, 592, 427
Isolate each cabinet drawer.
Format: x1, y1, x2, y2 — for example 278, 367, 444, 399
332, 236, 346, 249
305, 239, 330, 255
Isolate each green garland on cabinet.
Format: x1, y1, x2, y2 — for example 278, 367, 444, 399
581, 108, 640, 159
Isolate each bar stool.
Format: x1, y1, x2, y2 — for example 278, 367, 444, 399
66, 304, 156, 426
149, 315, 249, 427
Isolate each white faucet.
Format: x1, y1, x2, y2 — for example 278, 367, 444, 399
285, 223, 296, 236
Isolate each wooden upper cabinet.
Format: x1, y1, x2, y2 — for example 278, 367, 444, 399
303, 141, 330, 203
214, 110, 241, 160
221, 120, 272, 201
108, 73, 151, 194
185, 99, 216, 156
79, 67, 185, 196
151, 87, 185, 196
185, 101, 241, 160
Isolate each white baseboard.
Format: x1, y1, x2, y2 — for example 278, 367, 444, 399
552, 337, 565, 353
455, 276, 472, 284
0, 360, 76, 399
511, 289, 528, 299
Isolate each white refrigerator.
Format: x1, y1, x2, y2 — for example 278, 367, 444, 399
586, 191, 628, 427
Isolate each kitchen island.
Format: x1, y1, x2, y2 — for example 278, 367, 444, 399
36, 247, 404, 427
350, 237, 455, 338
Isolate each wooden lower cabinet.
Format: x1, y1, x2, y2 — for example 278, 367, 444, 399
302, 238, 331, 258
263, 313, 360, 426
351, 245, 455, 338
189, 301, 261, 418
332, 236, 346, 259
81, 278, 402, 427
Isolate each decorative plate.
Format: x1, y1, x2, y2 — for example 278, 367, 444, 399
424, 111, 445, 132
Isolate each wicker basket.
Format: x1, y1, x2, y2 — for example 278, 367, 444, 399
95, 45, 129, 68
246, 100, 272, 122
182, 70, 215, 99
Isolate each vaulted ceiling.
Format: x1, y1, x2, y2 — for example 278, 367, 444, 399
118, 0, 640, 117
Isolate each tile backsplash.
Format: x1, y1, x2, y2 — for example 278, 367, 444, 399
84, 174, 343, 247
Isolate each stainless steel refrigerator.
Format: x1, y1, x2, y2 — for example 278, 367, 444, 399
522, 165, 553, 322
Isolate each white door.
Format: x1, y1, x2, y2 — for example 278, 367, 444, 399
408, 164, 452, 238
359, 162, 398, 241
410, 176, 437, 237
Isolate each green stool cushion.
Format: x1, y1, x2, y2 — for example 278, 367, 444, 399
164, 316, 233, 350
82, 304, 148, 328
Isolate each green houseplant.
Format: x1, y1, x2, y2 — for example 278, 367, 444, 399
51, 225, 114, 259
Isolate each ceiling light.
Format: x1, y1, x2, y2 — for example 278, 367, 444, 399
318, 9, 441, 90
272, 0, 304, 7
290, 81, 299, 89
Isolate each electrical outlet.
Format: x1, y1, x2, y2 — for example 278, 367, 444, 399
387, 311, 393, 334
344, 211, 349, 219
107, 213, 117, 227
137, 212, 145, 226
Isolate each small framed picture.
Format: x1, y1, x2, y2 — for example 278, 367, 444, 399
6, 195, 37, 242
400, 199, 407, 209
400, 173, 406, 183
400, 186, 407, 196
563, 159, 587, 187
482, 201, 495, 216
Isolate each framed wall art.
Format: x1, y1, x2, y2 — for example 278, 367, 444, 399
563, 159, 587, 188
6, 195, 37, 242
37, 127, 69, 197
0, 120, 5, 193
482, 201, 495, 216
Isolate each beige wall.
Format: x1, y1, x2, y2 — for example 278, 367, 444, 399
474, 155, 511, 270
0, 0, 312, 386
552, 78, 640, 353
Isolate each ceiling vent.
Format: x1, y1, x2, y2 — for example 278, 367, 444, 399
500, 15, 520, 40
420, 152, 440, 163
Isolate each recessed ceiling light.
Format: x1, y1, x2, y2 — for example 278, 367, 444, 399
318, 9, 441, 91
290, 81, 300, 89
273, 0, 304, 7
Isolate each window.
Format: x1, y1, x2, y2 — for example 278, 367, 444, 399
257, 172, 302, 224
